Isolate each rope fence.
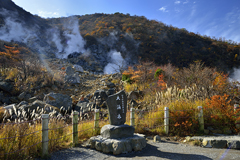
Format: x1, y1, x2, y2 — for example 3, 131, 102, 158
1, 103, 240, 158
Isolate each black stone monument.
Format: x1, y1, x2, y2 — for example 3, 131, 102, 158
101, 90, 135, 139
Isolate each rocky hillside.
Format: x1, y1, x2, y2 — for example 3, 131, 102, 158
0, 0, 240, 74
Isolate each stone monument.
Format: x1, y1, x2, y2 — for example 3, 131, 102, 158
87, 90, 146, 155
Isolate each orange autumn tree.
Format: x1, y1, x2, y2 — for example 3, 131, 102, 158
204, 94, 236, 131
213, 72, 228, 93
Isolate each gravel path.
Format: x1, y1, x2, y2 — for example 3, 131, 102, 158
37, 139, 240, 160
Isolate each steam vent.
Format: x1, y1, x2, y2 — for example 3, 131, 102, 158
86, 90, 146, 155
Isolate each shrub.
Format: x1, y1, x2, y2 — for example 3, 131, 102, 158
154, 68, 163, 79
122, 74, 132, 83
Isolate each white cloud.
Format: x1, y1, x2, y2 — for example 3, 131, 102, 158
175, 1, 181, 4
38, 10, 60, 18
183, 0, 189, 4
159, 7, 169, 12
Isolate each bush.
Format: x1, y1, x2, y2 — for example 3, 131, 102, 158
122, 74, 132, 83
154, 68, 163, 79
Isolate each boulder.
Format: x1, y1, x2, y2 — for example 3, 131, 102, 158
128, 91, 142, 100
65, 66, 75, 75
153, 135, 161, 142
0, 81, 13, 93
65, 74, 81, 84
73, 64, 84, 72
43, 92, 72, 110
101, 124, 135, 139
93, 90, 108, 101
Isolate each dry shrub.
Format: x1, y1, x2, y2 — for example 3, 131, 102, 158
0, 122, 42, 160
168, 100, 200, 136
173, 61, 216, 89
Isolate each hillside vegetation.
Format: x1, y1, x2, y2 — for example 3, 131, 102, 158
48, 12, 240, 72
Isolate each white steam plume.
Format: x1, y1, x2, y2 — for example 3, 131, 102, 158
55, 18, 86, 58
230, 68, 240, 82
0, 9, 37, 43
104, 50, 126, 74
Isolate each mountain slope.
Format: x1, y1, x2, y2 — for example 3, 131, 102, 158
0, 1, 240, 73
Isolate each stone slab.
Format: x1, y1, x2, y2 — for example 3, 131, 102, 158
106, 90, 127, 125
101, 124, 135, 139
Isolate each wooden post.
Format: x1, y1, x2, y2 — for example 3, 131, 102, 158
198, 106, 204, 132
42, 114, 49, 158
94, 109, 100, 134
234, 104, 240, 129
72, 111, 79, 147
130, 108, 135, 127
164, 107, 169, 135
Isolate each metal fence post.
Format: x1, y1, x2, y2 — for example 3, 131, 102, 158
164, 107, 169, 135
198, 106, 204, 132
94, 109, 100, 134
130, 108, 135, 127
234, 104, 240, 129
72, 111, 79, 147
42, 114, 49, 158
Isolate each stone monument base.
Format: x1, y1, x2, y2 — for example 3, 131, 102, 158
101, 124, 135, 139
86, 133, 146, 155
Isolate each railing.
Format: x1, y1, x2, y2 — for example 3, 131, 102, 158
1, 104, 240, 158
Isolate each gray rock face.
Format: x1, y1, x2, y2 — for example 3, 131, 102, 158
101, 124, 135, 139
106, 90, 127, 125
43, 92, 72, 110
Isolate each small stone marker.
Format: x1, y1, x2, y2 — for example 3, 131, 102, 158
106, 90, 127, 125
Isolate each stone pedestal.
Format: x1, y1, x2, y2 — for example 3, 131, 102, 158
101, 124, 135, 139
87, 133, 146, 155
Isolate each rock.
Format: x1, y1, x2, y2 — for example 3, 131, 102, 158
101, 124, 135, 139
75, 102, 91, 113
153, 135, 161, 142
185, 136, 192, 142
18, 92, 26, 100
65, 74, 81, 84
44, 104, 60, 114
88, 134, 146, 155
101, 139, 113, 153
107, 88, 115, 96
65, 66, 75, 75
227, 141, 240, 149
106, 82, 115, 88
28, 97, 38, 103
24, 100, 46, 112
17, 101, 28, 108
128, 91, 143, 100
202, 138, 227, 148
0, 81, 13, 93
112, 140, 124, 155
73, 65, 84, 72
43, 92, 72, 110
93, 90, 108, 101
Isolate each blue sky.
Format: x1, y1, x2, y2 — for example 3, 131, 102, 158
12, 0, 240, 43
